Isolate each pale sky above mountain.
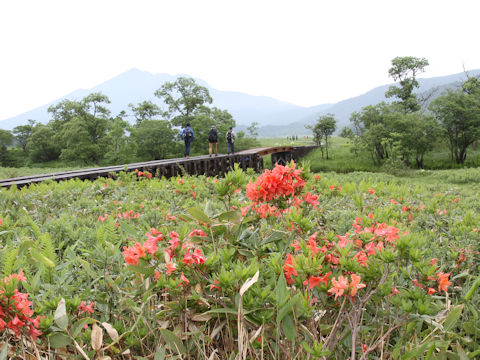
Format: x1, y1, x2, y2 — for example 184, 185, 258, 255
1, 0, 479, 121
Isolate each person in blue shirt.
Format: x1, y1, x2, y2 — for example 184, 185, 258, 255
180, 123, 194, 158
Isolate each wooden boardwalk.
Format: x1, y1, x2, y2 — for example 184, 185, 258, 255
0, 145, 317, 189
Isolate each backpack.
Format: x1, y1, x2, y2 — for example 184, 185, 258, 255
208, 129, 218, 142
184, 128, 192, 141
226, 130, 233, 142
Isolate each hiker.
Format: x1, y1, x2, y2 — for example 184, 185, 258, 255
208, 125, 218, 157
181, 123, 194, 158
226, 126, 236, 154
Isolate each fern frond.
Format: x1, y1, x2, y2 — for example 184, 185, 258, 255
39, 233, 57, 268
1, 244, 18, 277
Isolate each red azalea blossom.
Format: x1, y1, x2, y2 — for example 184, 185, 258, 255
78, 301, 95, 314
290, 239, 301, 252
412, 279, 424, 289
336, 233, 350, 248
166, 262, 177, 275
188, 229, 207, 237
328, 276, 349, 299
179, 272, 189, 286
303, 192, 319, 209
437, 272, 451, 292
304, 272, 331, 289
150, 227, 162, 236
246, 163, 305, 203
210, 279, 221, 291
283, 253, 298, 284
122, 243, 146, 266
349, 274, 366, 296
307, 238, 320, 256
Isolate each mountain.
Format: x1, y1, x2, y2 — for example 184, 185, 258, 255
0, 68, 321, 130
256, 69, 480, 137
1, 68, 479, 136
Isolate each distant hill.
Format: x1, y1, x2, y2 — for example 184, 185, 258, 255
1, 68, 479, 137
0, 68, 322, 130
257, 69, 480, 137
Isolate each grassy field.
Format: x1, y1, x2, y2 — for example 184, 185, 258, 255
2, 136, 479, 179
0, 162, 479, 358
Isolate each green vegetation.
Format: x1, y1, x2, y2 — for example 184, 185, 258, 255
0, 163, 478, 358
0, 77, 260, 169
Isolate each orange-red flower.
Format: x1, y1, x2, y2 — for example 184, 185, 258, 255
349, 274, 366, 296
179, 272, 189, 286
328, 275, 348, 299
304, 272, 331, 289
437, 272, 451, 293
166, 262, 177, 275
283, 253, 297, 284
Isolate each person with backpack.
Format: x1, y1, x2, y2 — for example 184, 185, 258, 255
208, 125, 218, 157
226, 126, 235, 154
181, 123, 194, 158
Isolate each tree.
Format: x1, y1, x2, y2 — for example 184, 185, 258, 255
187, 106, 236, 155
311, 114, 337, 159
385, 56, 429, 113
103, 117, 136, 164
129, 100, 162, 126
48, 93, 112, 164
0, 129, 14, 166
247, 122, 259, 138
350, 103, 395, 164
390, 112, 439, 168
430, 86, 480, 164
154, 77, 212, 126
13, 120, 36, 153
27, 124, 60, 162
132, 120, 178, 160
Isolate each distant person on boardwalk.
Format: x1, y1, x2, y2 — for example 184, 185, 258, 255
208, 125, 218, 157
226, 126, 236, 154
181, 123, 194, 158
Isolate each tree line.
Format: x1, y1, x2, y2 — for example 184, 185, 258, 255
310, 57, 480, 168
0, 77, 260, 167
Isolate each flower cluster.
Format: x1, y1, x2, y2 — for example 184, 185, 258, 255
244, 162, 318, 218
246, 163, 305, 202
282, 216, 405, 302
0, 271, 42, 340
122, 227, 207, 287
135, 170, 153, 178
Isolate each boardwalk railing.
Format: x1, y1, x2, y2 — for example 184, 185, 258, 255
0, 145, 318, 189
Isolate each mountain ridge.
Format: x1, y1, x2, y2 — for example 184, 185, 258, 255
1, 68, 478, 136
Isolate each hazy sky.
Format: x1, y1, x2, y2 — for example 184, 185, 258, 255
1, 0, 479, 121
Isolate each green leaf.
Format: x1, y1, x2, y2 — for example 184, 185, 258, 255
49, 333, 72, 348
275, 273, 288, 307
401, 343, 429, 360
54, 298, 69, 330
206, 308, 238, 315
456, 341, 468, 360
159, 329, 186, 355
30, 248, 55, 268
0, 343, 7, 360
464, 276, 480, 301
281, 313, 297, 341
187, 207, 211, 224
261, 231, 287, 246
154, 346, 166, 360
217, 210, 241, 223
443, 304, 464, 332
277, 294, 300, 324
71, 317, 95, 338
